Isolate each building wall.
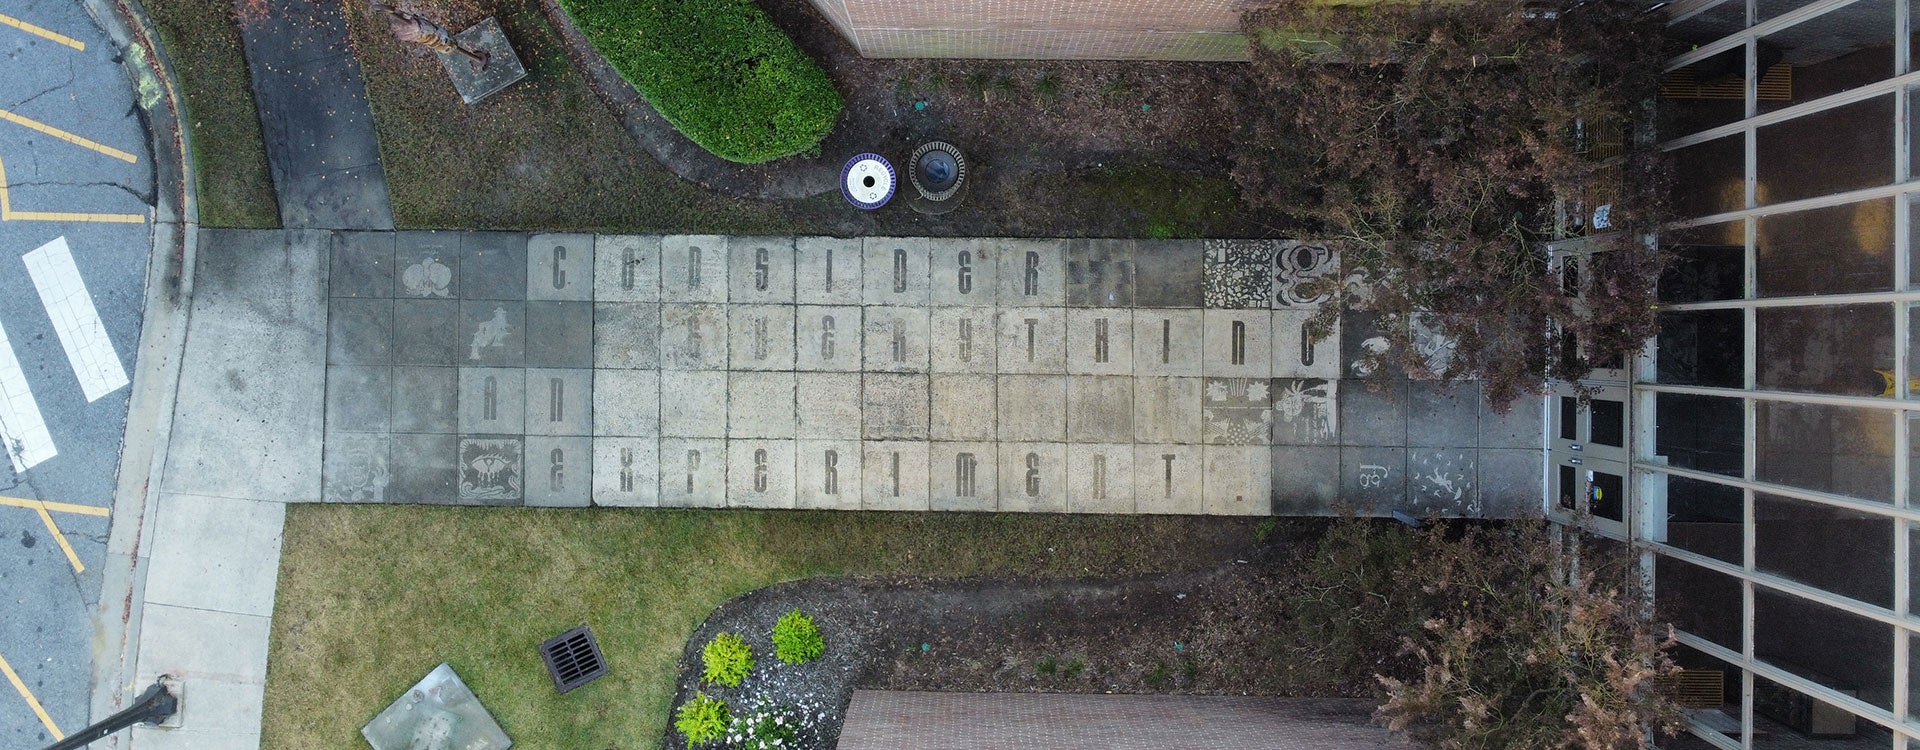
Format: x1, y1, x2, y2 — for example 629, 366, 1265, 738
806, 0, 1251, 60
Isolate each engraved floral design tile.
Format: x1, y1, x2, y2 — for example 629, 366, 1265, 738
1201, 377, 1272, 445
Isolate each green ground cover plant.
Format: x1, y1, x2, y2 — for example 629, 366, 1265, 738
143, 0, 279, 227
674, 692, 729, 746
261, 508, 1255, 748
554, 0, 840, 163
770, 609, 824, 665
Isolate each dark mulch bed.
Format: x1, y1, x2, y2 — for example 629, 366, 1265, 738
665, 532, 1389, 750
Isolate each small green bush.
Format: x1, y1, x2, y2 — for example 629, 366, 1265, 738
771, 609, 825, 665
556, 0, 842, 163
702, 632, 754, 687
675, 692, 730, 746
728, 706, 798, 749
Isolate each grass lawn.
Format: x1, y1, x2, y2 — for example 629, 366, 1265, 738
144, 0, 279, 228
262, 506, 1263, 748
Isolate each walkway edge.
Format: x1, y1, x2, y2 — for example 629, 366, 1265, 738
82, 0, 200, 745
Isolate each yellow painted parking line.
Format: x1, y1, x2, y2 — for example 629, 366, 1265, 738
30, 504, 84, 573
0, 13, 83, 51
0, 652, 64, 741
0, 109, 136, 163
0, 154, 146, 224
0, 495, 109, 517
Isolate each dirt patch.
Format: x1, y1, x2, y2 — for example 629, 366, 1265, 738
664, 530, 1390, 750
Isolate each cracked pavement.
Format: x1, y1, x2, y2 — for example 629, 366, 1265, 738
0, 0, 155, 745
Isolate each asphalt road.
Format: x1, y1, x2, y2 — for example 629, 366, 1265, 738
0, 0, 155, 745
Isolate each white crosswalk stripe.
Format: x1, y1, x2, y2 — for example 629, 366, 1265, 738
0, 317, 56, 473
23, 236, 128, 402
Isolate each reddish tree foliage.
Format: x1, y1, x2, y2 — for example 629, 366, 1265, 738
1236, 0, 1673, 409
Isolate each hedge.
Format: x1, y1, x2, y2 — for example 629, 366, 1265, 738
557, 0, 841, 164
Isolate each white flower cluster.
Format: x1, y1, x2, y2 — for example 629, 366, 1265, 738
723, 697, 829, 750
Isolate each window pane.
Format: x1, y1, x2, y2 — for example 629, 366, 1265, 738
1756, 400, 1893, 503
1664, 642, 1744, 743
1675, 135, 1747, 218
1658, 553, 1744, 650
1658, 393, 1746, 476
1756, 198, 1894, 297
1753, 674, 1884, 745
1756, 304, 1894, 397
1560, 396, 1579, 440
1755, 493, 1893, 608
1658, 309, 1745, 388
1662, 49, 1751, 140
1658, 473, 1744, 564
1591, 399, 1625, 447
1755, 588, 1893, 711
1670, 0, 1748, 47
1756, 95, 1894, 206
1758, 0, 1897, 114
1592, 469, 1625, 522
1660, 227, 1745, 303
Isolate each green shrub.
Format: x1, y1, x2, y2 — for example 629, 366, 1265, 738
701, 632, 754, 687
555, 0, 842, 163
675, 692, 730, 746
771, 609, 825, 665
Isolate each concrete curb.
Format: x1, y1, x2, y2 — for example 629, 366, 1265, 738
81, 0, 201, 744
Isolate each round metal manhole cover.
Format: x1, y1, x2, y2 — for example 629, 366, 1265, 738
908, 141, 966, 202
842, 153, 896, 209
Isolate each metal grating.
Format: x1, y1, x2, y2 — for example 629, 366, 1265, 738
540, 624, 608, 694
1660, 63, 1794, 101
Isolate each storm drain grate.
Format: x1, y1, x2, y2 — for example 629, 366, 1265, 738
540, 624, 608, 693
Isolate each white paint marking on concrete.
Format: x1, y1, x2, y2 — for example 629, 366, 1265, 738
0, 319, 56, 472
24, 237, 129, 402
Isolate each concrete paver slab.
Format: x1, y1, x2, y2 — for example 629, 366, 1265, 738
145, 494, 286, 617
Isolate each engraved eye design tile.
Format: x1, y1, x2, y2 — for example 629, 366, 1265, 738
1201, 377, 1272, 445
457, 437, 524, 503
1202, 240, 1275, 309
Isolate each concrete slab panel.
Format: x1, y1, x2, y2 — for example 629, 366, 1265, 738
1068, 443, 1133, 513
661, 235, 729, 303
593, 369, 659, 437
930, 239, 998, 306
1270, 445, 1341, 515
794, 372, 862, 439
1131, 310, 1203, 377
1478, 448, 1542, 517
388, 432, 458, 504
1066, 238, 1134, 307
145, 493, 286, 616
996, 375, 1067, 442
1479, 395, 1546, 449
592, 437, 659, 507
930, 441, 997, 511
391, 298, 462, 366
458, 232, 528, 301
458, 367, 524, 434
323, 432, 390, 503
796, 305, 862, 371
862, 306, 931, 372
729, 371, 796, 438
1338, 378, 1406, 447
1341, 446, 1408, 514
1271, 378, 1337, 446
995, 239, 1065, 307
594, 303, 660, 369
930, 307, 997, 373
997, 307, 1066, 374
330, 231, 395, 298
595, 235, 661, 303
1201, 239, 1273, 309
455, 436, 524, 505
525, 301, 594, 368
1133, 376, 1201, 444
1202, 309, 1272, 379
1066, 309, 1132, 375
1203, 445, 1270, 515
659, 438, 726, 507
1407, 448, 1477, 516
1135, 444, 1203, 514
795, 237, 862, 305
134, 604, 270, 723
458, 300, 524, 367
996, 442, 1066, 512
1201, 377, 1271, 445
1408, 380, 1482, 448
729, 304, 797, 370
1270, 242, 1339, 309
660, 303, 729, 370
523, 368, 593, 436
729, 237, 796, 303
863, 237, 931, 306
326, 365, 390, 433
863, 373, 930, 440
524, 436, 593, 507
390, 366, 458, 433
1271, 309, 1340, 379
1067, 376, 1133, 443
728, 439, 796, 508
527, 233, 594, 300
394, 231, 460, 299
328, 297, 392, 366
862, 441, 930, 510
1132, 240, 1205, 308
796, 440, 863, 509
931, 374, 998, 441
660, 370, 727, 437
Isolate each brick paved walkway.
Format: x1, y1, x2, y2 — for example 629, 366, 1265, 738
320, 233, 1543, 515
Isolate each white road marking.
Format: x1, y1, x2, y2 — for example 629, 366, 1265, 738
23, 237, 128, 402
0, 319, 56, 472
